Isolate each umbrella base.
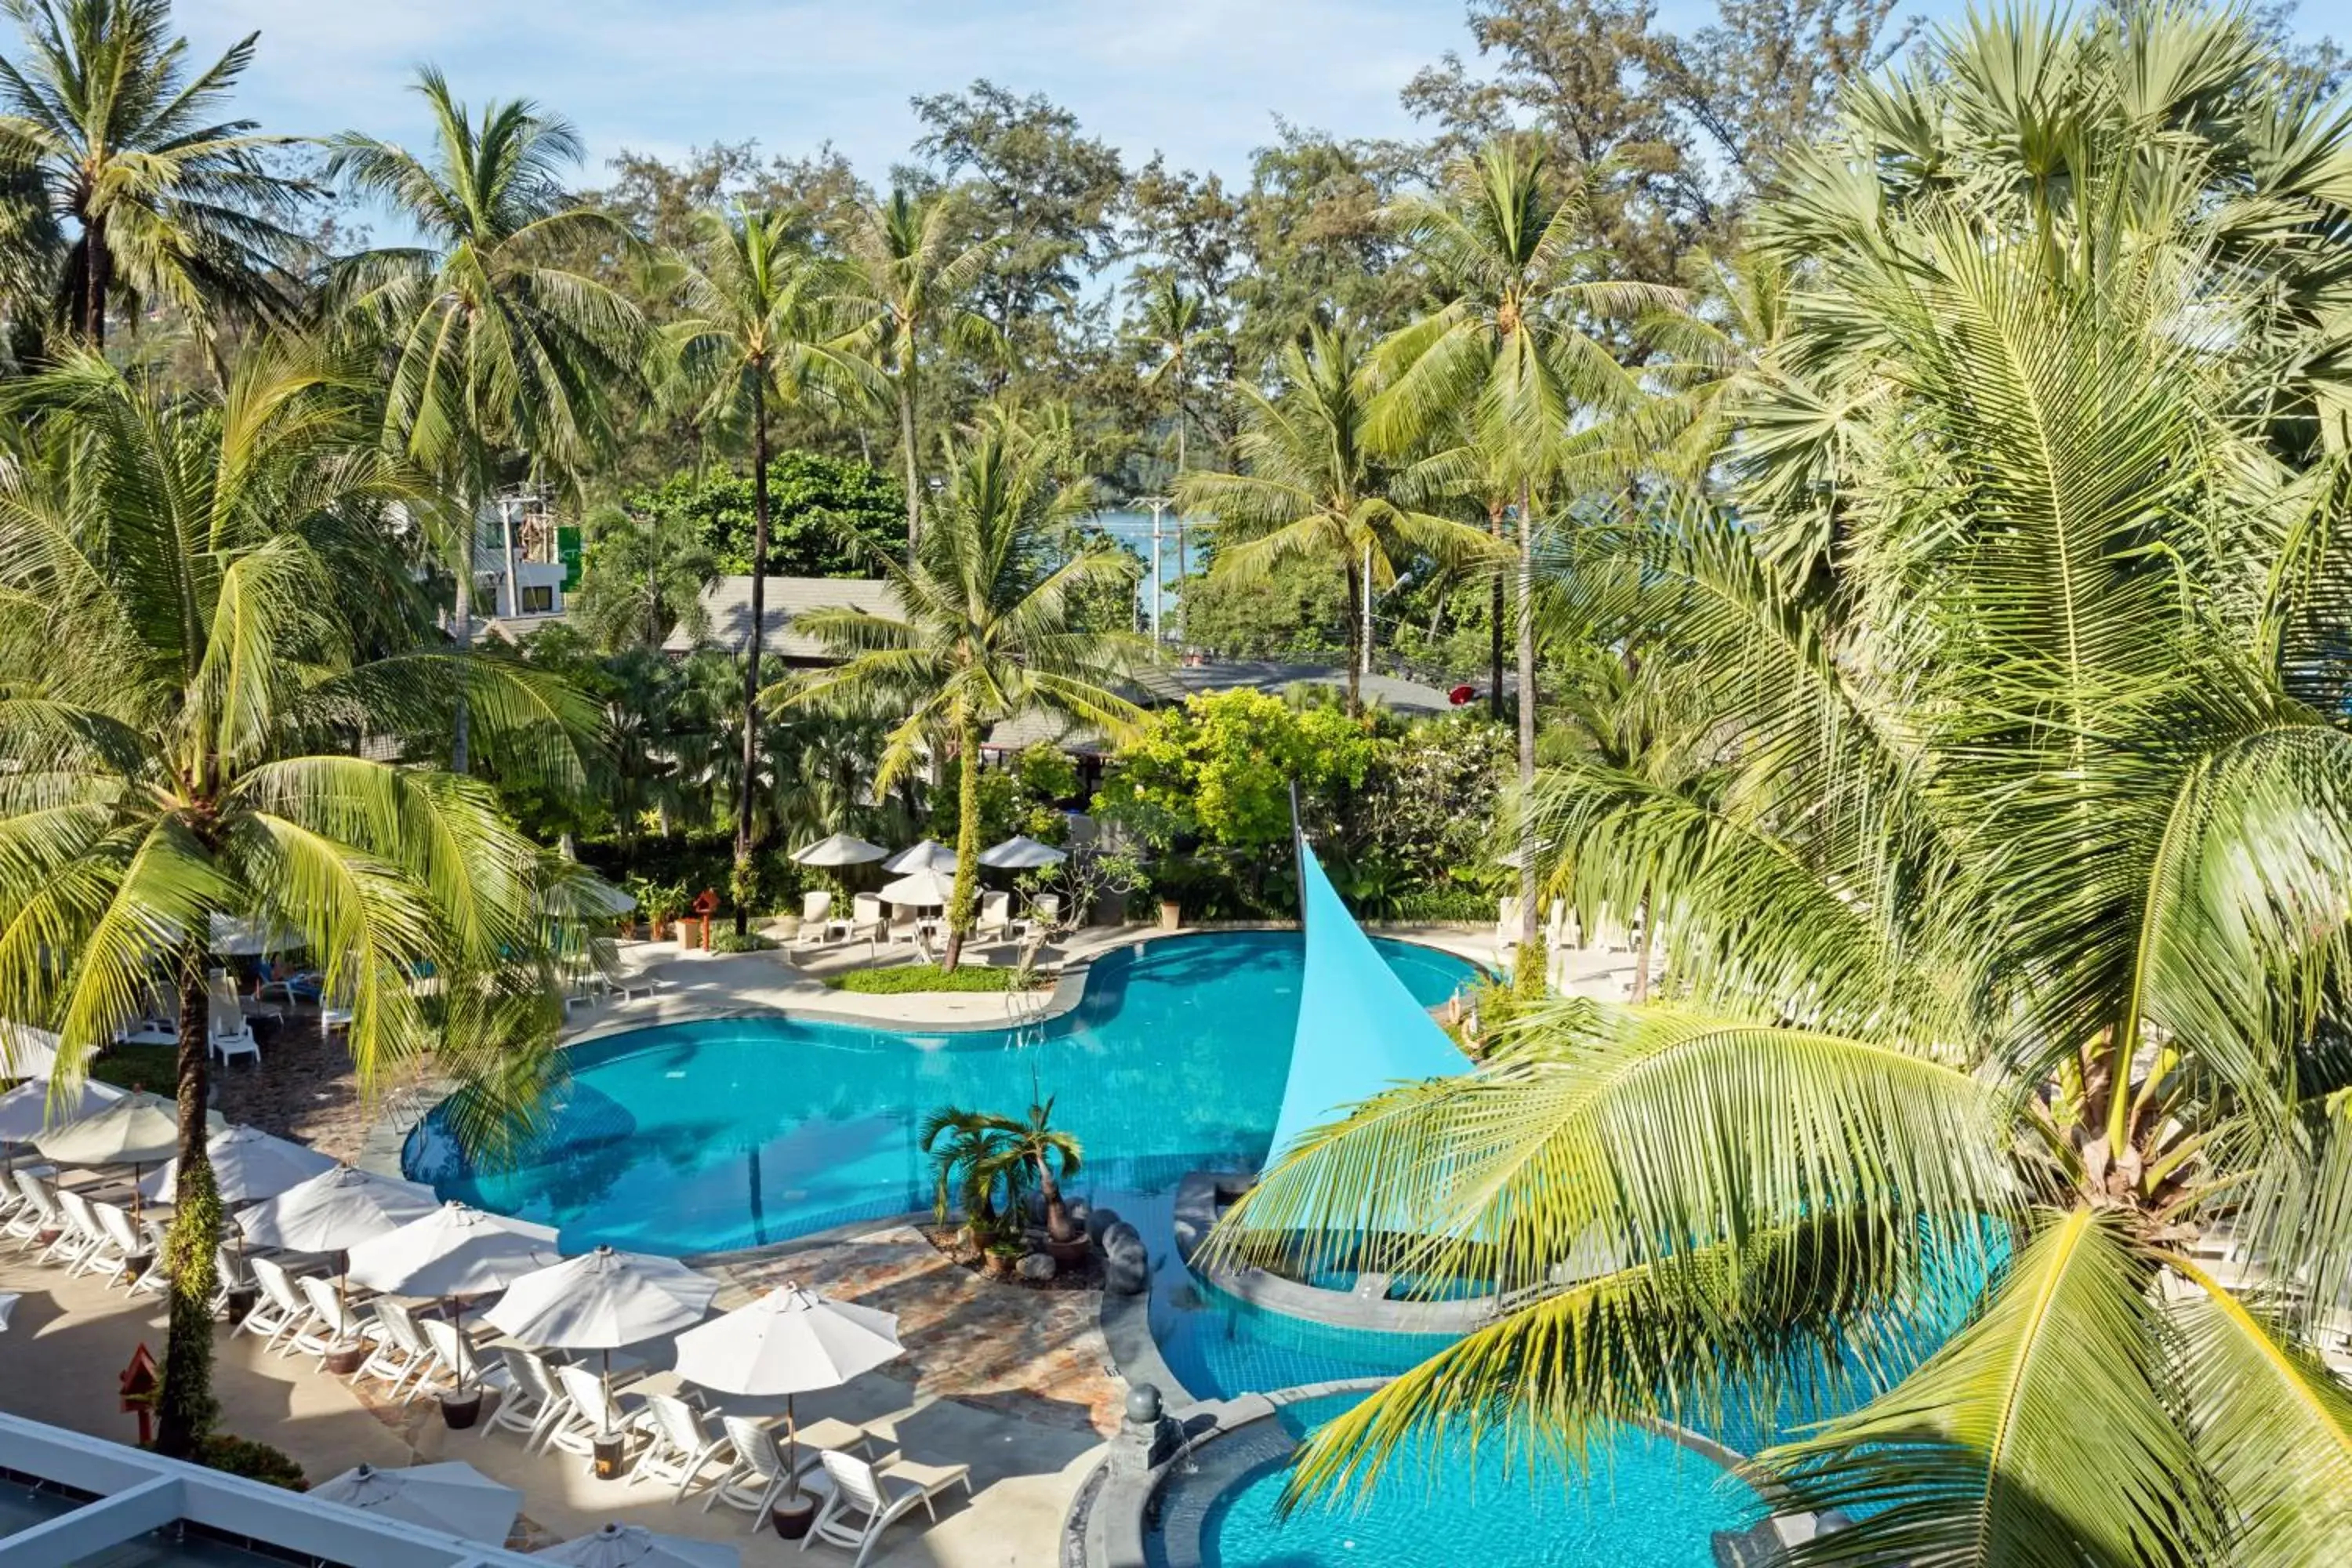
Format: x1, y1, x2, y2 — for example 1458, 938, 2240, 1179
223, 1287, 257, 1323
324, 1343, 368, 1377
437, 1389, 482, 1430
772, 1494, 817, 1539
591, 1434, 628, 1480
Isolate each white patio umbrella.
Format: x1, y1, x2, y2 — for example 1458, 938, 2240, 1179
346, 1201, 560, 1389
0, 1292, 16, 1331
672, 1282, 902, 1508
235, 1164, 438, 1252
313, 1461, 521, 1547
793, 831, 887, 867
978, 834, 1067, 869
32, 1091, 226, 1208
485, 1244, 717, 1391
0, 1023, 62, 1082
882, 838, 956, 874
536, 1523, 739, 1568
0, 1077, 123, 1144
347, 1200, 558, 1296
143, 1125, 338, 1205
879, 867, 956, 908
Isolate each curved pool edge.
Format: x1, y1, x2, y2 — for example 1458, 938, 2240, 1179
369, 923, 1493, 1208
556, 920, 1493, 1051
1068, 1375, 1766, 1568
1171, 1171, 1504, 1338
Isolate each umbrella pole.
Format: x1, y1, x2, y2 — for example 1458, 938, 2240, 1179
785, 1392, 800, 1507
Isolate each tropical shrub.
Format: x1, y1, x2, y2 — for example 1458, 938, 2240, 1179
625, 452, 903, 579
188, 1434, 308, 1491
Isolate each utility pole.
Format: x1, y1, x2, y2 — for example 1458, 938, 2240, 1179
1142, 495, 1171, 644
498, 494, 520, 618
1361, 540, 1374, 679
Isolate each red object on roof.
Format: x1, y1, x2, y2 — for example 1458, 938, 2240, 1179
1448, 684, 1476, 706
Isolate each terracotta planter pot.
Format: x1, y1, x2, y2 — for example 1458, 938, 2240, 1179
983, 1250, 1017, 1280
1047, 1236, 1089, 1266
324, 1343, 368, 1377
1158, 899, 1182, 931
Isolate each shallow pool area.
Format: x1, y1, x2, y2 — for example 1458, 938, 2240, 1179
405, 932, 1480, 1257
1146, 1393, 1760, 1568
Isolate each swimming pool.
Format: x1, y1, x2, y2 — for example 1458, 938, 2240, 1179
405, 931, 1481, 1257
1147, 1393, 1760, 1568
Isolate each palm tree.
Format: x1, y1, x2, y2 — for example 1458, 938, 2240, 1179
1209, 14, 2352, 1557
1372, 133, 1678, 973
1178, 324, 1498, 717
840, 187, 997, 556
779, 417, 1149, 968
661, 204, 876, 935
1131, 274, 1214, 595
1131, 274, 1210, 476
0, 0, 312, 347
918, 1091, 1084, 1245
324, 68, 646, 772
0, 344, 601, 1459
568, 499, 718, 653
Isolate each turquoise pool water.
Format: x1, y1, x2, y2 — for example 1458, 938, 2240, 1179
1148, 1393, 1760, 1568
405, 932, 1479, 1256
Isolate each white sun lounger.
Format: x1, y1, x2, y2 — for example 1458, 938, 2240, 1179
630, 1393, 731, 1502
808, 1446, 973, 1567
206, 973, 261, 1068
485, 1345, 572, 1450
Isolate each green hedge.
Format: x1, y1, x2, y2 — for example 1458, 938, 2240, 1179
191, 1434, 308, 1490
827, 964, 1034, 995
1391, 890, 1501, 922
708, 929, 775, 954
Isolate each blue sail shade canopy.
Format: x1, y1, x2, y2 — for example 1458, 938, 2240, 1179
1263, 837, 1472, 1164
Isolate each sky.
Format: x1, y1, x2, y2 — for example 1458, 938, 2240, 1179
183, 0, 2336, 200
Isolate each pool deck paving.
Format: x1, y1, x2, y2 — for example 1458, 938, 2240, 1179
0, 1237, 1102, 1566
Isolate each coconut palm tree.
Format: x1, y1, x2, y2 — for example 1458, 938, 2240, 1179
0, 343, 601, 1459
779, 416, 1149, 968
0, 0, 313, 347
1179, 324, 1498, 717
1371, 133, 1679, 972
1131, 274, 1215, 600
1131, 274, 1210, 478
840, 187, 997, 556
568, 499, 718, 653
323, 68, 646, 771
1209, 17, 2352, 1557
661, 204, 877, 934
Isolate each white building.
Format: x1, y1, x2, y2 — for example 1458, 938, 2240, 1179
471, 491, 577, 634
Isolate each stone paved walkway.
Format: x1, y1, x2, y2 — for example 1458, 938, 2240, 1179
704, 1224, 1123, 1437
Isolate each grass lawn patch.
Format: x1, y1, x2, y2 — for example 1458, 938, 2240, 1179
87, 1041, 176, 1091
827, 963, 1040, 995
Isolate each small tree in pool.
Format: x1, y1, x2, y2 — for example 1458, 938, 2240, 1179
919, 1088, 1085, 1248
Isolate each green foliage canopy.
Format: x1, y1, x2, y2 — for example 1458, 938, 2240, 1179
626, 452, 903, 579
